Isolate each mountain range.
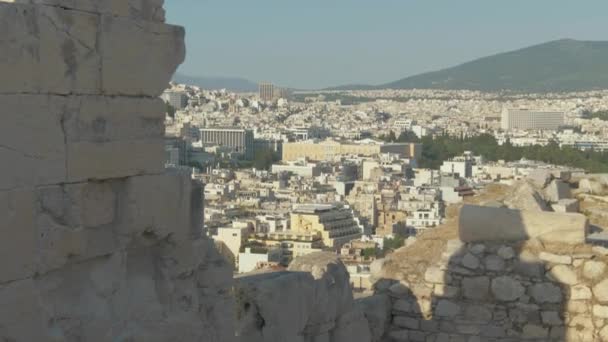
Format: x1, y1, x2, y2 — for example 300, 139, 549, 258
175, 39, 608, 93
340, 39, 608, 92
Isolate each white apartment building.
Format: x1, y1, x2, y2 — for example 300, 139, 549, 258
200, 128, 255, 159
161, 90, 188, 109
238, 247, 282, 273
501, 108, 565, 131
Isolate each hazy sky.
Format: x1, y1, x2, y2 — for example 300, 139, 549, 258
165, 0, 608, 89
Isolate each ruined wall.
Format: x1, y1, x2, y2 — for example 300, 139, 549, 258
0, 1, 234, 340
234, 253, 378, 342
375, 205, 608, 341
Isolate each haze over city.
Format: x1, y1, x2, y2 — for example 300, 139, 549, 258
166, 0, 608, 88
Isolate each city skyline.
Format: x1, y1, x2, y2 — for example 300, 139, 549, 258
166, 0, 608, 89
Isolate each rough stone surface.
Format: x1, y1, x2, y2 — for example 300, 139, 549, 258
594, 279, 608, 303
491, 276, 525, 302
236, 253, 372, 342
583, 260, 606, 280
0, 2, 237, 341
459, 205, 588, 244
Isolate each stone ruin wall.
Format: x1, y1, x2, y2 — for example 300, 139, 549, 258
373, 204, 608, 342
0, 1, 235, 340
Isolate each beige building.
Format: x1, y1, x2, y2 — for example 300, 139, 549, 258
290, 204, 363, 248
282, 139, 421, 162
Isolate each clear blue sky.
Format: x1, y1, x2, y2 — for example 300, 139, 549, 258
165, 0, 608, 89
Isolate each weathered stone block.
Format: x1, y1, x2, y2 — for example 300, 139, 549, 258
435, 300, 460, 317
529, 283, 563, 303
0, 3, 181, 96
62, 96, 166, 143
5, 0, 166, 22
424, 267, 450, 284
583, 260, 606, 280
547, 265, 578, 285
463, 276, 490, 300
0, 4, 101, 94
491, 276, 525, 302
0, 189, 37, 283
121, 171, 193, 241
66, 139, 164, 181
552, 198, 580, 213
100, 16, 185, 96
594, 279, 608, 303
459, 205, 588, 245
544, 179, 571, 203
0, 95, 66, 190
571, 285, 592, 300
0, 279, 48, 340
539, 252, 572, 265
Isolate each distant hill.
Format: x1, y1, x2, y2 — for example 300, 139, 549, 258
335, 39, 608, 93
172, 73, 258, 92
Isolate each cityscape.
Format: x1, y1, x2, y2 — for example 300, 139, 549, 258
3, 1, 608, 341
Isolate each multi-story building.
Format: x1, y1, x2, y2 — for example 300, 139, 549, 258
501, 108, 565, 131
164, 137, 188, 166
200, 127, 255, 159
283, 139, 421, 162
271, 160, 320, 178
161, 90, 188, 109
290, 203, 363, 248
259, 82, 275, 102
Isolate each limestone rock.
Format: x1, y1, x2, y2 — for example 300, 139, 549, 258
544, 179, 572, 203
571, 285, 593, 300
0, 189, 37, 283
583, 260, 606, 280
547, 265, 578, 285
503, 180, 549, 211
497, 246, 515, 259
461, 253, 480, 269
463, 276, 490, 300
552, 198, 580, 213
459, 205, 588, 245
424, 267, 450, 284
491, 276, 525, 302
435, 300, 461, 317
594, 279, 608, 303
528, 169, 553, 188
485, 255, 505, 271
356, 294, 391, 342
539, 252, 572, 265
593, 305, 608, 319
529, 283, 563, 303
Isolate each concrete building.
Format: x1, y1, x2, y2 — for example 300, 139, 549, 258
212, 226, 250, 263
164, 137, 188, 166
259, 82, 275, 102
200, 127, 254, 159
161, 90, 188, 109
440, 158, 473, 178
271, 160, 320, 178
283, 139, 421, 162
238, 247, 282, 273
290, 203, 363, 248
501, 108, 565, 131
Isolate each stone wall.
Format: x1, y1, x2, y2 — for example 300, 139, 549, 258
375, 205, 608, 341
234, 252, 381, 342
0, 1, 235, 341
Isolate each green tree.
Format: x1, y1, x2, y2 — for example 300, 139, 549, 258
165, 101, 176, 118
253, 149, 279, 170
